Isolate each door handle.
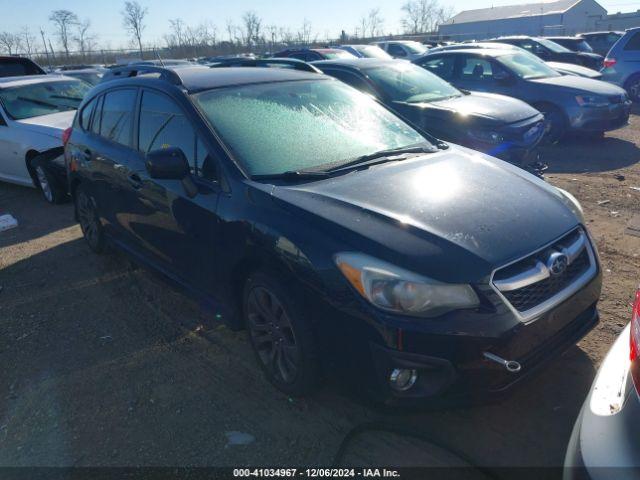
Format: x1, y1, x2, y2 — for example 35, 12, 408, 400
82, 149, 92, 161
128, 173, 143, 189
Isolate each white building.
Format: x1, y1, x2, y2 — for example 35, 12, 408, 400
438, 0, 608, 41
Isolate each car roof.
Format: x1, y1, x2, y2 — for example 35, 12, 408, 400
426, 48, 516, 57
313, 58, 398, 69
0, 74, 77, 89
495, 36, 541, 40
98, 66, 325, 94
545, 36, 580, 40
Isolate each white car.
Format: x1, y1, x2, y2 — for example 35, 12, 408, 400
370, 41, 429, 61
0, 75, 90, 203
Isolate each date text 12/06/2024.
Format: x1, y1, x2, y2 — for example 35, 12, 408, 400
233, 469, 401, 478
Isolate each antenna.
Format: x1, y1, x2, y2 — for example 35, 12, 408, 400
154, 49, 165, 67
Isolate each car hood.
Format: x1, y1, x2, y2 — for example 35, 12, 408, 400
546, 61, 602, 79
270, 146, 580, 283
401, 93, 538, 126
531, 74, 625, 95
15, 110, 75, 139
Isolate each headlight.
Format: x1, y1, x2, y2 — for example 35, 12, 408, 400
468, 129, 504, 144
334, 252, 479, 317
556, 187, 584, 222
575, 95, 608, 107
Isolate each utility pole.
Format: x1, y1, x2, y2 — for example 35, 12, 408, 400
39, 28, 51, 70
48, 39, 57, 66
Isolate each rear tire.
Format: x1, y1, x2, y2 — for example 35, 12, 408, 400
33, 160, 65, 204
243, 271, 319, 396
625, 74, 640, 103
75, 183, 106, 253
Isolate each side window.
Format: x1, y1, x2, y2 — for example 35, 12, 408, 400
420, 56, 456, 80
138, 90, 199, 173
387, 44, 407, 57
624, 32, 640, 51
79, 97, 97, 131
461, 57, 494, 80
90, 96, 103, 135
289, 52, 307, 61
100, 89, 136, 146
323, 70, 376, 96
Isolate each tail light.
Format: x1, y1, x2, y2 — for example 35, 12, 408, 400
603, 58, 617, 68
630, 288, 640, 393
62, 127, 72, 147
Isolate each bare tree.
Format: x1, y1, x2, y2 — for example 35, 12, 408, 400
295, 19, 314, 46
122, 0, 148, 58
165, 18, 186, 48
366, 8, 384, 38
20, 27, 36, 55
49, 9, 78, 58
240, 11, 262, 48
401, 0, 452, 34
74, 19, 96, 58
0, 32, 18, 55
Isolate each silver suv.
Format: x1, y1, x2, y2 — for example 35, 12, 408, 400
600, 27, 640, 102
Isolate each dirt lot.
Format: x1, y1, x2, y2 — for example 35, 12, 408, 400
1, 107, 639, 476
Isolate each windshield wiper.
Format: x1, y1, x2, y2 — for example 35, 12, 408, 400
326, 145, 438, 173
50, 95, 83, 101
17, 96, 59, 109
253, 170, 332, 181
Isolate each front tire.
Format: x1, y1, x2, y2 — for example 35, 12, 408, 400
538, 104, 567, 143
75, 184, 106, 253
243, 271, 319, 396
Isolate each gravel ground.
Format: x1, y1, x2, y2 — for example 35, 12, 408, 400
0, 107, 639, 476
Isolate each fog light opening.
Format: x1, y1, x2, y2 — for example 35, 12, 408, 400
389, 368, 418, 392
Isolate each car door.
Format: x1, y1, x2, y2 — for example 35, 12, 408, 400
126, 88, 221, 286
0, 107, 30, 185
88, 88, 140, 241
453, 54, 516, 96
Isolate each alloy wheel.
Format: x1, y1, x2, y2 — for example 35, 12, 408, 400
35, 166, 53, 203
246, 286, 300, 384
77, 192, 100, 249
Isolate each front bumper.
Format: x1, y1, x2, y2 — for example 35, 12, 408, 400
564, 324, 640, 479
566, 100, 632, 132
357, 267, 602, 406
467, 117, 546, 164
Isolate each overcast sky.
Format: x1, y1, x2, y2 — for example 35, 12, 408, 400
0, 0, 638, 50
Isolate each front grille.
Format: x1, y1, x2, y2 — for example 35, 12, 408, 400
492, 228, 595, 318
501, 249, 590, 311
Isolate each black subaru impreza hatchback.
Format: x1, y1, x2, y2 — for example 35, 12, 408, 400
64, 65, 601, 404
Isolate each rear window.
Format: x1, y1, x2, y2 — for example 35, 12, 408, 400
0, 80, 90, 120
624, 32, 640, 51
0, 58, 45, 78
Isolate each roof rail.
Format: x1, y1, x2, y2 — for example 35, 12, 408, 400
101, 65, 183, 85
209, 58, 321, 74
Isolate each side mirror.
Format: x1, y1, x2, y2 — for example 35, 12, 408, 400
146, 147, 190, 180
